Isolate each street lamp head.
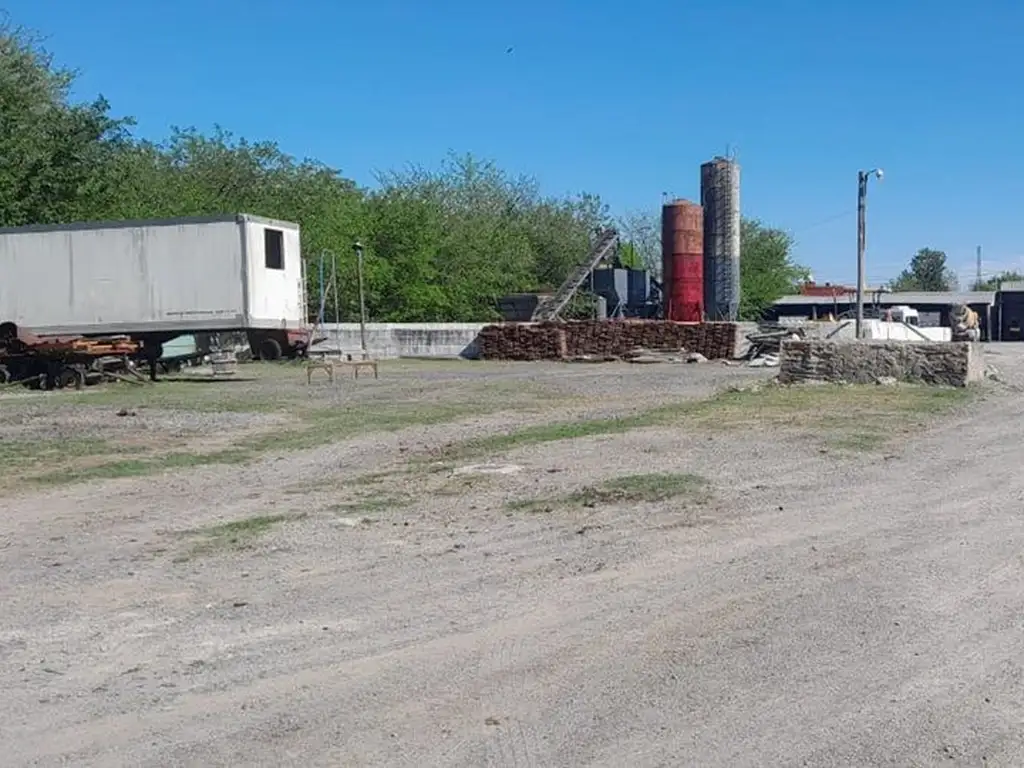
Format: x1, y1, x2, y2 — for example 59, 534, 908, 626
352, 240, 363, 253
872, 168, 884, 181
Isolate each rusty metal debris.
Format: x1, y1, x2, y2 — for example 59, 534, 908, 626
0, 321, 142, 390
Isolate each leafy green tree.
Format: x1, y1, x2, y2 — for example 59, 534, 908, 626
617, 242, 644, 269
363, 153, 610, 321
0, 21, 131, 225
738, 219, 808, 320
889, 248, 957, 292
100, 127, 368, 320
972, 271, 1024, 291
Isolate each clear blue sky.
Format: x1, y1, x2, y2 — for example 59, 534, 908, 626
7, 0, 1024, 286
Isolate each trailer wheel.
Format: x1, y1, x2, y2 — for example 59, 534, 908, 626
49, 368, 76, 390
259, 337, 283, 361
57, 367, 85, 390
0, 365, 7, 384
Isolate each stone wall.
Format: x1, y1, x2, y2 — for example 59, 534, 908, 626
778, 339, 985, 387
477, 321, 740, 361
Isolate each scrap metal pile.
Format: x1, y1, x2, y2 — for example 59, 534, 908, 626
743, 323, 805, 367
477, 320, 739, 361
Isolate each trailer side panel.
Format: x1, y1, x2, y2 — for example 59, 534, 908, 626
0, 220, 247, 335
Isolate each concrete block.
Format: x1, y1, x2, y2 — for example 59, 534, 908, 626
779, 339, 985, 387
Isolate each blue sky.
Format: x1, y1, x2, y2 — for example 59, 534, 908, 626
7, 0, 1024, 286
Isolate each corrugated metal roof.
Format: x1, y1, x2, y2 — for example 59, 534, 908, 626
999, 281, 1024, 292
773, 291, 996, 307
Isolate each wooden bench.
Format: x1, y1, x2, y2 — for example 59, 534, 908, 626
306, 359, 336, 384
338, 359, 379, 379
305, 358, 379, 384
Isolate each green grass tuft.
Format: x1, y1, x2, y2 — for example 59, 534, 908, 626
330, 495, 409, 514
175, 513, 294, 560
509, 472, 709, 512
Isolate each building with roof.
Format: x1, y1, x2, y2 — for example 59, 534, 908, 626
767, 290, 998, 340
997, 283, 1024, 340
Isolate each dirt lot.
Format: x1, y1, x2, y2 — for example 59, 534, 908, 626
2, 349, 1024, 767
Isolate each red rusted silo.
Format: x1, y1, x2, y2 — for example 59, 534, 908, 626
661, 200, 704, 322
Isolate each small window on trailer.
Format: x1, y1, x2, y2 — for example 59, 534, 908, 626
264, 228, 284, 270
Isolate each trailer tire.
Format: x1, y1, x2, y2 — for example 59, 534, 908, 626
57, 367, 85, 390
259, 337, 283, 361
0, 365, 7, 384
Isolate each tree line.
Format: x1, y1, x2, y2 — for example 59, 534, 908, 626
887, 248, 1022, 293
1, 20, 809, 322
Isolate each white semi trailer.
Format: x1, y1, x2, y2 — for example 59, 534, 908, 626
0, 214, 311, 363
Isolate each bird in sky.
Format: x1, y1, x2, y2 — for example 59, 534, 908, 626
506, 47, 514, 54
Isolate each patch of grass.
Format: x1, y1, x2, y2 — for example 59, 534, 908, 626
242, 402, 488, 454
829, 431, 888, 452
19, 401, 496, 488
29, 448, 251, 486
439, 416, 650, 461
0, 437, 118, 468
1, 364, 569, 491
176, 513, 293, 560
509, 472, 709, 512
330, 494, 410, 514
443, 383, 975, 461
592, 472, 709, 502
349, 471, 401, 487
676, 382, 974, 430
72, 380, 285, 414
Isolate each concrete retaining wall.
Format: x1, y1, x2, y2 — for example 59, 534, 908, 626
779, 339, 984, 387
314, 323, 487, 359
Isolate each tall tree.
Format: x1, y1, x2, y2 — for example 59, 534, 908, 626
890, 248, 957, 292
738, 219, 808, 320
0, 21, 132, 225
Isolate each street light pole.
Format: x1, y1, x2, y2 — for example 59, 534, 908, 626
353, 240, 368, 358
856, 171, 867, 339
856, 168, 884, 339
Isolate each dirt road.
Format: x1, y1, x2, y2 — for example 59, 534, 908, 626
2, 353, 1023, 766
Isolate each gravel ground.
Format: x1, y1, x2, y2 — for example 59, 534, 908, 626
1, 350, 1023, 766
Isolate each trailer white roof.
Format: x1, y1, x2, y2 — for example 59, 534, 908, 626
0, 214, 299, 236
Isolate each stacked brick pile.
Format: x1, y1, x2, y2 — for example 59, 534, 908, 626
475, 323, 568, 360
477, 321, 738, 361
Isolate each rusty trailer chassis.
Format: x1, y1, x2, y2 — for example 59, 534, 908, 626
0, 322, 144, 391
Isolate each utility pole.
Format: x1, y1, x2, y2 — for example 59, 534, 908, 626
976, 245, 982, 289
353, 241, 368, 358
856, 168, 884, 339
856, 172, 866, 339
